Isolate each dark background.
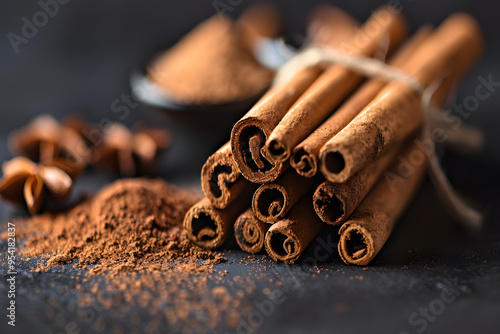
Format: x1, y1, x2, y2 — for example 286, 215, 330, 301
1, 0, 500, 333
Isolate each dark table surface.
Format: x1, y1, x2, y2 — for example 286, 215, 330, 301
1, 1, 500, 333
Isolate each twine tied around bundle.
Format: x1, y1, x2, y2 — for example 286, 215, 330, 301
274, 46, 483, 230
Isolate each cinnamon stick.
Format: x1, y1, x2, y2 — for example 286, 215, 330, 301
319, 13, 484, 183
234, 209, 269, 254
264, 195, 324, 264
314, 18, 481, 225
265, 6, 408, 164
313, 19, 476, 225
338, 139, 427, 265
201, 142, 257, 209
313, 138, 408, 225
252, 169, 319, 223
231, 6, 358, 184
291, 26, 432, 177
184, 186, 253, 249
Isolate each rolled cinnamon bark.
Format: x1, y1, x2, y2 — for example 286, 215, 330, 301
320, 13, 484, 183
234, 209, 269, 254
338, 139, 427, 265
313, 138, 409, 225
231, 6, 358, 184
201, 142, 256, 209
252, 169, 319, 223
265, 6, 408, 164
184, 188, 253, 249
290, 26, 432, 177
264, 195, 324, 264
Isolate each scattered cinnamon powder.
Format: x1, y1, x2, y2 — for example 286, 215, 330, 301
9, 178, 260, 332
148, 15, 273, 105
17, 178, 226, 275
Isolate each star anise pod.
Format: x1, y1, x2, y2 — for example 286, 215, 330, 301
0, 157, 73, 214
61, 114, 103, 148
91, 123, 171, 176
9, 114, 90, 179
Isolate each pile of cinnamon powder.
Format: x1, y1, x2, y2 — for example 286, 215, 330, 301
148, 15, 273, 105
18, 178, 226, 275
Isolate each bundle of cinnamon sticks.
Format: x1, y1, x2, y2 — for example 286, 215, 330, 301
184, 5, 484, 265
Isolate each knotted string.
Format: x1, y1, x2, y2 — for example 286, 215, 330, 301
274, 46, 483, 229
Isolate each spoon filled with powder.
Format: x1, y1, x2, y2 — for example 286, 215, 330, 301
132, 3, 285, 109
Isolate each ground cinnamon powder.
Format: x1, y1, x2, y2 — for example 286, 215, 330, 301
18, 178, 226, 275
148, 15, 273, 105
9, 179, 266, 332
